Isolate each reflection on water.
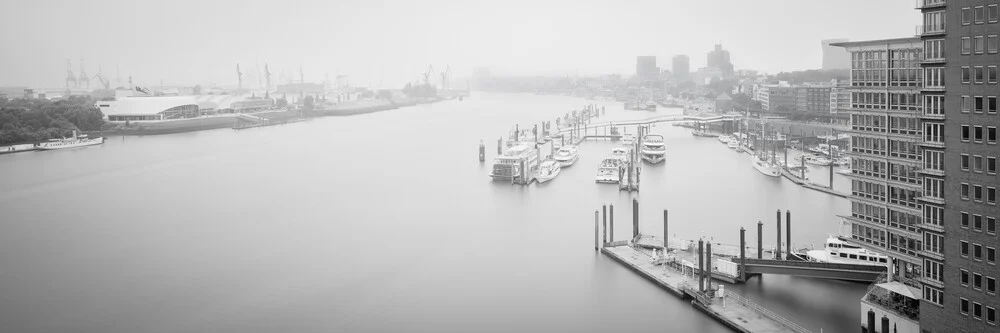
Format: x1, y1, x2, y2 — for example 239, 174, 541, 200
0, 92, 861, 333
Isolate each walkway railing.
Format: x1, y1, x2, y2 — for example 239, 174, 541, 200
725, 292, 813, 333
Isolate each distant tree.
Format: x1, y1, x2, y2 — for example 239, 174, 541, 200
303, 96, 315, 111
377, 90, 393, 100
276, 97, 288, 108
193, 85, 202, 95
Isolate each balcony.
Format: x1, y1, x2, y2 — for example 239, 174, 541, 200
915, 166, 945, 176
915, 0, 946, 10
916, 24, 946, 36
918, 137, 945, 148
916, 194, 945, 205
919, 111, 945, 120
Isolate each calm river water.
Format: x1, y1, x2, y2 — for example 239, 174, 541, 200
0, 92, 862, 333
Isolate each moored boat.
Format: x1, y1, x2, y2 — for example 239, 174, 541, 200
804, 154, 833, 166
640, 134, 665, 164
595, 157, 624, 183
751, 155, 781, 177
806, 237, 888, 266
535, 160, 562, 184
553, 145, 580, 167
36, 131, 105, 150
490, 143, 539, 181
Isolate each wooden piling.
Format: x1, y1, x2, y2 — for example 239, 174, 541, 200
776, 210, 782, 260
786, 210, 791, 259
603, 205, 608, 244
739, 227, 746, 282
610, 204, 615, 242
663, 210, 669, 250
706, 242, 713, 292
757, 221, 763, 259
698, 239, 705, 292
632, 198, 639, 239
595, 210, 599, 250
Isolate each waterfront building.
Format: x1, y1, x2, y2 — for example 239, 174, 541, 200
672, 55, 690, 81
636, 56, 658, 82
834, 37, 925, 333
917, 1, 1000, 332
822, 39, 852, 70
707, 44, 734, 77
96, 95, 274, 122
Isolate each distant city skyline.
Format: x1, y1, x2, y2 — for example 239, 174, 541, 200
0, 0, 918, 89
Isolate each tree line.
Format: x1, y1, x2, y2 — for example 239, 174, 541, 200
0, 96, 107, 145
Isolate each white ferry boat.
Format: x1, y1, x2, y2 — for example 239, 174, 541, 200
804, 154, 833, 166
36, 131, 105, 150
595, 157, 624, 183
490, 143, 539, 181
553, 145, 580, 167
640, 135, 665, 164
806, 237, 888, 266
535, 160, 562, 184
751, 156, 781, 177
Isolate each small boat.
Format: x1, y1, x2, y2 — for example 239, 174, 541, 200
490, 144, 539, 181
535, 160, 562, 184
727, 139, 740, 149
621, 133, 636, 146
808, 143, 840, 156
833, 156, 851, 167
806, 237, 888, 266
752, 156, 781, 177
718, 135, 733, 144
36, 131, 105, 150
612, 147, 631, 162
692, 129, 717, 137
553, 145, 580, 167
804, 154, 833, 166
596, 157, 624, 183
640, 135, 666, 164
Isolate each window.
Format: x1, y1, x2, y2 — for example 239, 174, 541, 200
962, 183, 971, 199
990, 276, 997, 293
977, 6, 987, 24
975, 214, 983, 230
989, 216, 997, 234
977, 36, 986, 54
963, 66, 971, 83
989, 187, 997, 204
990, 96, 998, 113
975, 155, 984, 172
964, 7, 973, 25
992, 36, 1000, 53
963, 211, 970, 228
990, 247, 997, 263
963, 38, 973, 54
963, 298, 970, 315
991, 66, 998, 83
990, 157, 998, 174
976, 66, 985, 83
963, 95, 973, 112
975, 185, 983, 201
989, 127, 997, 144
963, 125, 971, 141
962, 154, 971, 170
962, 240, 970, 256
962, 269, 970, 285
976, 302, 984, 320
992, 5, 1000, 23
975, 273, 983, 289
989, 306, 997, 325
976, 96, 985, 112
975, 125, 984, 142
975, 243, 983, 260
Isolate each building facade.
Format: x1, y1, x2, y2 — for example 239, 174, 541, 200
636, 56, 658, 82
835, 37, 926, 332
707, 44, 734, 77
918, 1, 1000, 332
672, 55, 690, 80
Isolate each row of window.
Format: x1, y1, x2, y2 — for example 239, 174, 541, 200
925, 285, 944, 306
959, 298, 997, 325
851, 201, 885, 224
960, 66, 999, 84
960, 154, 998, 175
961, 5, 1000, 26
960, 125, 999, 144
887, 232, 921, 258
960, 270, 998, 295
959, 35, 999, 55
960, 182, 998, 205
924, 234, 944, 257
960, 211, 999, 237
851, 222, 886, 248
961, 95, 999, 114
960, 240, 998, 264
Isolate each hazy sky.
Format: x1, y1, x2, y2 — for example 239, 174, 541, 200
2, 0, 918, 89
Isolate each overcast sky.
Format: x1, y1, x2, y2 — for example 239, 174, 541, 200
1, 0, 918, 89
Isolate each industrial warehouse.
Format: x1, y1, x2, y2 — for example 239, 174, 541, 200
95, 94, 275, 122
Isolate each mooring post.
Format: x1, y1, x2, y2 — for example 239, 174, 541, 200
757, 221, 763, 259
776, 209, 782, 260
609, 204, 615, 243
595, 210, 599, 250
632, 198, 639, 239
706, 242, 713, 292
786, 210, 791, 259
739, 227, 747, 282
663, 210, 669, 251
602, 205, 607, 244
698, 239, 705, 292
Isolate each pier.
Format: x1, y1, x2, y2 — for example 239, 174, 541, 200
594, 201, 888, 333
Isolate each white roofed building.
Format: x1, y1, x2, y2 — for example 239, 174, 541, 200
96, 94, 275, 122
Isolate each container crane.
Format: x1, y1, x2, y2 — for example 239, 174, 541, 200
78, 59, 90, 88
92, 65, 110, 90
440, 65, 450, 91
423, 65, 434, 86
65, 60, 77, 89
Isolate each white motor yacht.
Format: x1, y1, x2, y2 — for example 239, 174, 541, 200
595, 157, 624, 183
490, 143, 539, 181
535, 160, 562, 184
553, 145, 580, 167
804, 154, 833, 166
36, 131, 105, 151
640, 135, 666, 164
806, 237, 889, 267
718, 134, 733, 144
751, 156, 781, 177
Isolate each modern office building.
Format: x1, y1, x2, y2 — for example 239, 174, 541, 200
916, 1, 1000, 332
672, 55, 690, 80
707, 44, 734, 77
834, 37, 925, 333
822, 39, 852, 70
636, 56, 658, 82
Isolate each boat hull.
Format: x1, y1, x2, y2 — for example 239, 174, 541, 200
554, 154, 579, 167
536, 168, 560, 183
36, 138, 105, 150
641, 153, 665, 164
752, 158, 781, 177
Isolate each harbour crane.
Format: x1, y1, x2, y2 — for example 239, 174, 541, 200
78, 59, 89, 88
423, 65, 434, 86
264, 63, 272, 91
440, 65, 450, 91
92, 65, 110, 90
65, 60, 77, 89
237, 63, 243, 91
